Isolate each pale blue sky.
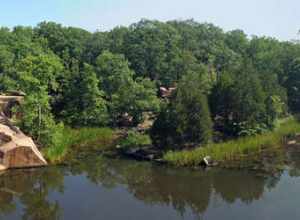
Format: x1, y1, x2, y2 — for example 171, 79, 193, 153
0, 0, 299, 40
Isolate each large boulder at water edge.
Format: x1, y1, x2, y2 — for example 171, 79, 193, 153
0, 94, 47, 171
0, 122, 47, 171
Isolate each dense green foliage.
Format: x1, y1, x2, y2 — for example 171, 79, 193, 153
0, 19, 300, 157
151, 70, 213, 148
210, 63, 277, 137
61, 63, 108, 126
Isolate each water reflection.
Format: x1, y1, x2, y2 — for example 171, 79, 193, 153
286, 145, 300, 177
0, 168, 64, 219
0, 147, 299, 219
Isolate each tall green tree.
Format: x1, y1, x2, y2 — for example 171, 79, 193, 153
62, 64, 108, 126
95, 50, 134, 97
95, 50, 160, 125
34, 22, 91, 62
7, 54, 65, 148
210, 63, 268, 136
285, 58, 300, 113
151, 71, 213, 148
110, 77, 160, 125
124, 19, 181, 85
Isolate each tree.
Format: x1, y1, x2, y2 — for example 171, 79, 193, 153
7, 54, 65, 148
18, 54, 63, 92
123, 19, 181, 85
285, 58, 300, 113
95, 50, 134, 97
0, 52, 63, 96
210, 63, 268, 137
18, 89, 62, 147
110, 77, 160, 125
225, 30, 248, 55
95, 50, 160, 125
83, 31, 110, 64
151, 71, 213, 148
0, 45, 14, 74
34, 22, 91, 62
62, 64, 108, 126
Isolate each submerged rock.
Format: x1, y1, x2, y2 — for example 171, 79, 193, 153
119, 146, 162, 161
0, 117, 47, 170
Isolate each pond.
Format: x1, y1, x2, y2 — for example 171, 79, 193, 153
1, 146, 300, 220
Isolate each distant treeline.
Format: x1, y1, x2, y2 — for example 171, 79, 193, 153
0, 19, 299, 150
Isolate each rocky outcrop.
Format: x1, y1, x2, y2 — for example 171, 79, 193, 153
0, 94, 47, 171
0, 95, 24, 119
0, 120, 47, 171
159, 87, 176, 98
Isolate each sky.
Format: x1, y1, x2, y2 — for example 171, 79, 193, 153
0, 0, 299, 41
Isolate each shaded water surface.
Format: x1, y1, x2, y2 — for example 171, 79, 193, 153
1, 147, 300, 220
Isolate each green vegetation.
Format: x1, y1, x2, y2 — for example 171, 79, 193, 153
209, 63, 284, 137
61, 63, 109, 127
164, 118, 300, 167
119, 131, 152, 150
285, 58, 300, 113
43, 127, 115, 163
0, 20, 300, 166
151, 70, 213, 148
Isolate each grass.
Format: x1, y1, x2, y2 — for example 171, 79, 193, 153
118, 130, 152, 149
43, 127, 116, 164
164, 117, 300, 167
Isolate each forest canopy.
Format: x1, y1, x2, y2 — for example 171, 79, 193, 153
0, 19, 299, 149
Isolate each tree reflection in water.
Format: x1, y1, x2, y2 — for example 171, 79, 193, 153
1, 149, 300, 219
0, 168, 64, 220
70, 156, 284, 216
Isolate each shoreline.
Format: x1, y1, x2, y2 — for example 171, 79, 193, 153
163, 118, 300, 169
41, 118, 300, 174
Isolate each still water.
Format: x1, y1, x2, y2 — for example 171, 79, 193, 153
0, 149, 300, 220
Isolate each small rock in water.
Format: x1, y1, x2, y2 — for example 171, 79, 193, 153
287, 140, 297, 145
116, 145, 121, 149
203, 156, 212, 166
